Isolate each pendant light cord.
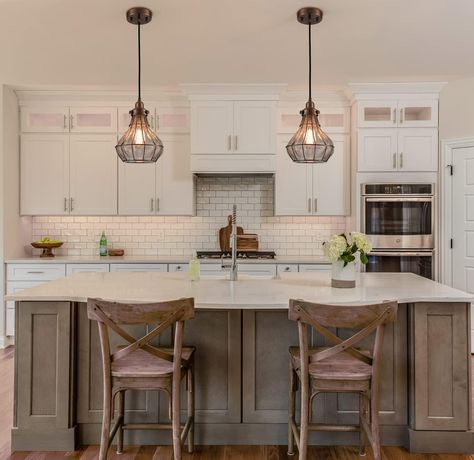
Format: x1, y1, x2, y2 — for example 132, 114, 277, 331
138, 22, 141, 101
308, 23, 312, 102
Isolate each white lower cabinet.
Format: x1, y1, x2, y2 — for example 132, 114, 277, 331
109, 264, 168, 272
277, 264, 299, 274
66, 264, 109, 275
275, 134, 350, 216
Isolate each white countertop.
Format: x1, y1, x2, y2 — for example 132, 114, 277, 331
5, 272, 474, 308
5, 255, 331, 265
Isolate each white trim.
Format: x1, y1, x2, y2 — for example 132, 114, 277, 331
440, 137, 474, 286
179, 83, 287, 97
0, 335, 13, 349
348, 81, 446, 98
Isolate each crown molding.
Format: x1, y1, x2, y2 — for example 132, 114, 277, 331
348, 81, 447, 100
180, 83, 287, 100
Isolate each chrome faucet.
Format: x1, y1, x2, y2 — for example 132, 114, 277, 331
222, 205, 238, 281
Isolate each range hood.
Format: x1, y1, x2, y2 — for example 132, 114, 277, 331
191, 155, 276, 174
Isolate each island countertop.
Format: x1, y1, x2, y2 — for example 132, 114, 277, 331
6, 271, 474, 307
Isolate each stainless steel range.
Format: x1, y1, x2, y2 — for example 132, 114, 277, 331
361, 183, 435, 279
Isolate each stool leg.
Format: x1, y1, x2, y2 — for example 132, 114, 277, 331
172, 378, 181, 460
370, 391, 381, 460
288, 361, 296, 456
117, 390, 125, 454
299, 377, 309, 460
359, 392, 368, 456
99, 385, 112, 460
187, 361, 195, 454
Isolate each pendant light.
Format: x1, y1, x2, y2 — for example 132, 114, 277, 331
286, 7, 334, 163
115, 7, 163, 163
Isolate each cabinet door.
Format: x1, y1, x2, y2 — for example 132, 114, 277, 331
233, 101, 276, 154
20, 134, 70, 215
69, 135, 117, 215
110, 263, 167, 272
398, 99, 438, 128
118, 162, 156, 215
21, 107, 69, 133
66, 264, 109, 275
358, 100, 398, 128
357, 128, 398, 172
156, 134, 193, 215
190, 101, 233, 154
397, 128, 438, 172
274, 135, 312, 216
313, 134, 350, 215
156, 106, 190, 133
70, 107, 117, 133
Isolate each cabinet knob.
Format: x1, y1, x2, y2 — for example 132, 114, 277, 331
176, 266, 182, 271
284, 267, 290, 271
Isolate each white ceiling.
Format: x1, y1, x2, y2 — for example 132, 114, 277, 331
1, 0, 473, 88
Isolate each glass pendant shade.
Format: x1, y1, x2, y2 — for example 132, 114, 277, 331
115, 100, 163, 163
286, 100, 334, 163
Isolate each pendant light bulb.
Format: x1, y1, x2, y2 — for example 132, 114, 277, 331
286, 7, 334, 164
115, 7, 163, 163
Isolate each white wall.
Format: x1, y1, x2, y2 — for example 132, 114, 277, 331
440, 77, 474, 141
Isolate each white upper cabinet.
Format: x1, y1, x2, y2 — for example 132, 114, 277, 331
190, 100, 275, 155
69, 107, 117, 133
275, 135, 312, 216
233, 101, 276, 154
357, 99, 438, 128
156, 106, 190, 133
118, 134, 193, 215
156, 134, 193, 215
397, 128, 438, 172
358, 127, 438, 172
277, 106, 349, 134
275, 134, 350, 216
357, 128, 398, 172
20, 134, 70, 215
69, 134, 117, 215
190, 101, 234, 154
118, 162, 156, 215
313, 134, 350, 215
21, 107, 69, 133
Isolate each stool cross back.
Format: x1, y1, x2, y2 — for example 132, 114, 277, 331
87, 297, 195, 460
288, 299, 398, 460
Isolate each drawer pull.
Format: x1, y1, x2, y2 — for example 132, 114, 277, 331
26, 271, 45, 274
284, 267, 290, 271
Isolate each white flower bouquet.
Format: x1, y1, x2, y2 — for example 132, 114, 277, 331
323, 232, 372, 266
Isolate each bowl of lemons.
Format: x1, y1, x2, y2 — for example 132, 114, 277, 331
31, 237, 63, 258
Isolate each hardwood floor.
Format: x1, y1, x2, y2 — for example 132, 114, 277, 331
0, 347, 473, 460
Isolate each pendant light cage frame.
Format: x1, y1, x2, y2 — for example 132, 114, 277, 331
286, 7, 334, 164
115, 7, 164, 164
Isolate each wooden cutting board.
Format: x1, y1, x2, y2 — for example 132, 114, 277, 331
219, 215, 243, 252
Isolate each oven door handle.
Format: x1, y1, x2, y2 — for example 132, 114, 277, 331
365, 197, 432, 203
370, 251, 433, 257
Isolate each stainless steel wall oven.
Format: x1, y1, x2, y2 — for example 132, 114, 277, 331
361, 183, 434, 279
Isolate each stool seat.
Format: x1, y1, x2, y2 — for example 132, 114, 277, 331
289, 346, 372, 381
112, 347, 195, 378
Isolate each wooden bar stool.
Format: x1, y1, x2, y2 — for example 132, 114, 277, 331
288, 299, 398, 460
87, 297, 195, 460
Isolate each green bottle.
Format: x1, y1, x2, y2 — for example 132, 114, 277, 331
99, 231, 108, 257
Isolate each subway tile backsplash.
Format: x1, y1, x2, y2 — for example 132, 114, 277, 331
31, 176, 348, 257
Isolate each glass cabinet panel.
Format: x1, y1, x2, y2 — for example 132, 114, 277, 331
358, 101, 397, 128
398, 100, 438, 127
277, 107, 348, 133
70, 107, 117, 133
21, 107, 69, 133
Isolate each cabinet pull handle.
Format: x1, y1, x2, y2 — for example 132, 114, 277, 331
70, 115, 74, 129
284, 267, 290, 271
228, 135, 232, 151
64, 115, 68, 130
308, 198, 311, 213
150, 197, 154, 212
400, 108, 404, 124
27, 271, 45, 274
70, 197, 74, 212
393, 153, 397, 169
64, 197, 68, 212
234, 135, 238, 151
314, 198, 318, 213
400, 152, 403, 168
393, 108, 396, 124
156, 198, 160, 212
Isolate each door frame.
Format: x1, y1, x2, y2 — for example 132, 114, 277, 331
440, 137, 474, 286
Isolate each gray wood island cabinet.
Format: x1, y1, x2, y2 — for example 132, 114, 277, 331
6, 272, 474, 453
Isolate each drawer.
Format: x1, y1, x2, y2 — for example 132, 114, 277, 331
7, 264, 66, 281
298, 264, 331, 272
277, 264, 299, 274
110, 263, 167, 272
238, 263, 277, 278
169, 263, 189, 273
66, 264, 109, 275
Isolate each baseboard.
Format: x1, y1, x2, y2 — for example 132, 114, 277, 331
11, 426, 78, 451
408, 429, 474, 453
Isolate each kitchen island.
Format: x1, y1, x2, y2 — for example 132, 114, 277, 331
6, 272, 474, 453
